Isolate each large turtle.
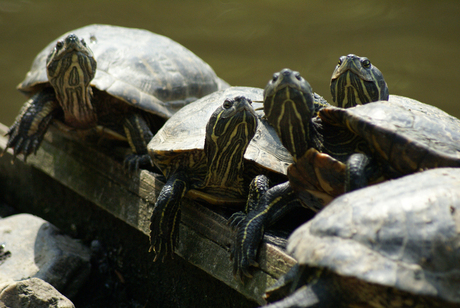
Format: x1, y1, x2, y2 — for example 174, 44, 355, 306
263, 168, 460, 308
147, 87, 293, 261
6, 24, 228, 170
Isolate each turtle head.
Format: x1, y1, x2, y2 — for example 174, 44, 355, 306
330, 54, 389, 108
264, 68, 315, 160
204, 96, 258, 193
46, 34, 98, 128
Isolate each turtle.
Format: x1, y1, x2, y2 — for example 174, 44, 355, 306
147, 87, 293, 262
283, 54, 391, 205
262, 167, 460, 308
283, 54, 460, 204
231, 67, 373, 279
6, 24, 228, 170
232, 55, 460, 279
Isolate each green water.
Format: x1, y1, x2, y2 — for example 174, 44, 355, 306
1, 0, 459, 125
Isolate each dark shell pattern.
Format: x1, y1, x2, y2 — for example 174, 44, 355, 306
148, 87, 293, 178
288, 167, 460, 304
18, 24, 228, 119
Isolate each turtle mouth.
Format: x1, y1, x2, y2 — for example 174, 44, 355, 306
220, 96, 257, 120
65, 34, 81, 47
272, 69, 305, 89
239, 97, 257, 119
49, 34, 94, 63
264, 68, 313, 100
331, 54, 375, 82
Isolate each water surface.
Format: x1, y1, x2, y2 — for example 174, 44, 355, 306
1, 0, 459, 125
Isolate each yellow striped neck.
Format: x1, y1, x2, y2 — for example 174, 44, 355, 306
52, 53, 96, 128
265, 86, 313, 161
202, 98, 257, 197
47, 35, 97, 128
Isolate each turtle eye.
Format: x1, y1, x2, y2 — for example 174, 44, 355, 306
56, 41, 63, 49
272, 73, 279, 82
80, 38, 87, 46
362, 59, 371, 68
294, 72, 302, 81
223, 99, 233, 109
338, 56, 345, 66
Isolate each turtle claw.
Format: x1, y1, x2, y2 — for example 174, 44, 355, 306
230, 237, 259, 282
228, 211, 247, 229
233, 257, 261, 282
6, 124, 45, 161
149, 236, 174, 262
230, 209, 267, 282
123, 153, 153, 172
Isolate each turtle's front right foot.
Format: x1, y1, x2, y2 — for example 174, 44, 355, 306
5, 90, 58, 160
6, 120, 47, 160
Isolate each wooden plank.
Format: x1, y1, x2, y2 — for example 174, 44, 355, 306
0, 122, 295, 304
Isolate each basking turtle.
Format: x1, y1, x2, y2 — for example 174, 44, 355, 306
231, 68, 372, 279
6, 24, 228, 170
232, 56, 460, 279
263, 168, 460, 308
285, 54, 460, 204
147, 87, 293, 261
284, 54, 395, 204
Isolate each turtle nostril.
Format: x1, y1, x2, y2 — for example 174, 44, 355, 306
281, 68, 292, 76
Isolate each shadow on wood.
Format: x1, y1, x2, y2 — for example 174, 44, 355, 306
0, 122, 295, 305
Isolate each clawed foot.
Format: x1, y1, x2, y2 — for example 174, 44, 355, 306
123, 153, 153, 172
5, 123, 45, 160
228, 211, 247, 229
149, 216, 177, 262
149, 235, 175, 262
230, 235, 260, 282
230, 214, 264, 282
229, 211, 258, 281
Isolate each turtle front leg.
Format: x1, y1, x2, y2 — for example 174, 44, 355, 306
149, 171, 190, 262
228, 175, 270, 229
123, 112, 154, 172
345, 153, 381, 192
6, 88, 60, 160
231, 181, 300, 281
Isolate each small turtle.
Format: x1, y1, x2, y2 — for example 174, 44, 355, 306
263, 168, 460, 308
147, 87, 293, 262
6, 24, 228, 170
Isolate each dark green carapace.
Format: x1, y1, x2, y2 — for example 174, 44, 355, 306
7, 24, 228, 170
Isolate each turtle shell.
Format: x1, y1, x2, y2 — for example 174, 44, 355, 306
288, 167, 460, 303
18, 24, 228, 119
148, 87, 293, 178
320, 95, 460, 175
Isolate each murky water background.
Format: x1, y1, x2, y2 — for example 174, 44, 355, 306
1, 0, 459, 126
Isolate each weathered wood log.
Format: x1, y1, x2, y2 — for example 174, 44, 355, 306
0, 122, 295, 305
